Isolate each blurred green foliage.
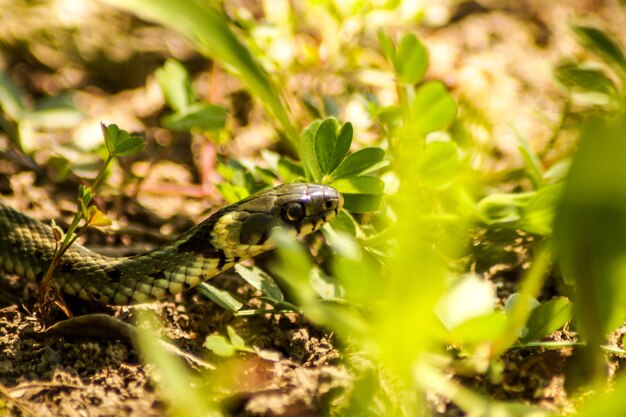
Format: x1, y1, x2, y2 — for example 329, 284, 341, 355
6, 1, 626, 416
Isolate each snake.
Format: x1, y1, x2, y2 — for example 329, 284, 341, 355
0, 183, 342, 305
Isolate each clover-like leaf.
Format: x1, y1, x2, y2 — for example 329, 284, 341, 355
330, 176, 385, 213
396, 33, 428, 85
416, 140, 461, 189
102, 123, 145, 157
330, 176, 384, 195
411, 81, 457, 133
315, 118, 353, 175
204, 335, 236, 357
300, 119, 323, 182
112, 136, 145, 157
227, 326, 251, 351
331, 147, 386, 180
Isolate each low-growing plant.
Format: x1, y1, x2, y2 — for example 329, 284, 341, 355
39, 123, 144, 320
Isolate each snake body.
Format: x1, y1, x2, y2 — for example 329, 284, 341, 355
0, 183, 342, 305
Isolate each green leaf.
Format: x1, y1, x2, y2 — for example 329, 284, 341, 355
573, 25, 626, 71
521, 298, 573, 342
302, 94, 323, 119
517, 183, 563, 236
101, 123, 144, 157
155, 59, 195, 112
78, 186, 95, 222
335, 122, 354, 169
300, 120, 323, 181
102, 123, 123, 155
377, 31, 396, 67
314, 118, 339, 174
325, 229, 379, 305
514, 128, 545, 189
330, 176, 385, 195
204, 335, 236, 357
330, 175, 387, 213
555, 61, 619, 97
342, 194, 383, 213
544, 159, 571, 184
435, 274, 496, 330
101, 0, 298, 149
314, 118, 353, 175
136, 311, 216, 417
161, 102, 227, 132
112, 136, 146, 157
450, 312, 509, 346
331, 147, 386, 179
396, 33, 428, 84
309, 267, 344, 300
477, 185, 561, 236
554, 114, 626, 381
323, 96, 340, 117
0, 72, 26, 120
416, 140, 461, 189
377, 105, 403, 132
27, 94, 84, 129
234, 264, 284, 303
575, 373, 626, 417
216, 183, 250, 204
504, 293, 540, 316
328, 209, 358, 236
476, 192, 533, 225
46, 156, 73, 182
277, 156, 305, 182
227, 326, 250, 351
411, 81, 457, 133
197, 282, 243, 312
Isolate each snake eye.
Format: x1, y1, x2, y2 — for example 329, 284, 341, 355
282, 202, 305, 222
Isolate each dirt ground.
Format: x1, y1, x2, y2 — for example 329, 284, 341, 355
2, 1, 626, 416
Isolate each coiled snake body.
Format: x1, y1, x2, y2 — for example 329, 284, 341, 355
0, 183, 342, 305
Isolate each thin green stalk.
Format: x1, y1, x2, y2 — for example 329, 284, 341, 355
38, 153, 115, 318
490, 244, 552, 357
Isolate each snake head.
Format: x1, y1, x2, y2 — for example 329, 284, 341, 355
271, 183, 343, 237
211, 183, 343, 259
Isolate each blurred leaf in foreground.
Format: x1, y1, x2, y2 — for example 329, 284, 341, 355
101, 0, 298, 148
553, 110, 626, 384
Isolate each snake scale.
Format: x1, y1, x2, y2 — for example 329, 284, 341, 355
0, 183, 342, 305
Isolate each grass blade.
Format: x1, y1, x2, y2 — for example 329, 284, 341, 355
101, 0, 297, 149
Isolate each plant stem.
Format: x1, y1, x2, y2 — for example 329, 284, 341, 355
38, 153, 114, 319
